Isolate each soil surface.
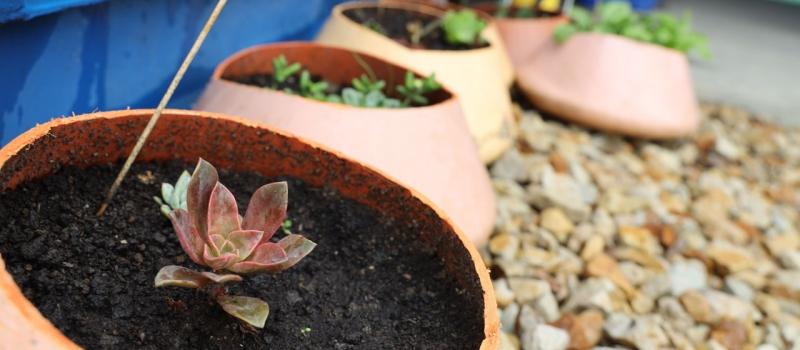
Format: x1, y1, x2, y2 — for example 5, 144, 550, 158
344, 7, 489, 51
452, 1, 562, 17
0, 161, 483, 349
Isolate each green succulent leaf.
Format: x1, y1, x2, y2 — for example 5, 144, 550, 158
441, 9, 487, 46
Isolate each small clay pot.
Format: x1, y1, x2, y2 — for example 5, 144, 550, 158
0, 110, 499, 349
316, 0, 515, 163
194, 42, 495, 246
517, 33, 701, 138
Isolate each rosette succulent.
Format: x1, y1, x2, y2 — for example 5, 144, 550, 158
154, 159, 316, 328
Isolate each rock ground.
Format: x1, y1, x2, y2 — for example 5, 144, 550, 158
486, 102, 800, 350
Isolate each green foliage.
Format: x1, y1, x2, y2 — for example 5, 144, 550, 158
396, 72, 442, 106
153, 170, 190, 217
264, 56, 442, 108
272, 55, 301, 83
554, 2, 710, 58
299, 70, 329, 101
441, 9, 487, 46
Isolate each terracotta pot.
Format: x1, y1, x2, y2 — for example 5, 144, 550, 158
316, 1, 515, 163
458, 3, 568, 70
194, 42, 495, 246
517, 33, 701, 138
0, 110, 499, 349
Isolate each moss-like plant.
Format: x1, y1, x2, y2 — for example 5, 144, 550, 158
554, 2, 710, 58
154, 159, 316, 328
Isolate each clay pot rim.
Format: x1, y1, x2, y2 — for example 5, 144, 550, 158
209, 41, 461, 111
561, 31, 690, 58
0, 109, 499, 350
333, 1, 498, 54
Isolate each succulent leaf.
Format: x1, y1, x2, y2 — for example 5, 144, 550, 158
207, 183, 241, 239
217, 295, 269, 328
203, 242, 239, 271
227, 242, 288, 274
161, 183, 175, 206
228, 230, 265, 260
242, 182, 288, 244
154, 265, 241, 288
188, 158, 219, 239
276, 234, 317, 271
171, 170, 191, 210
169, 209, 205, 265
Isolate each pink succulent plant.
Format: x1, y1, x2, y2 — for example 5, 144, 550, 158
154, 158, 315, 328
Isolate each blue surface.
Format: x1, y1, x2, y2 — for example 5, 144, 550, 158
0, 0, 107, 22
576, 0, 661, 11
0, 0, 344, 145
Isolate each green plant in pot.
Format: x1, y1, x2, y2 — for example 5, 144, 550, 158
554, 2, 710, 58
515, 0, 707, 140
235, 54, 443, 109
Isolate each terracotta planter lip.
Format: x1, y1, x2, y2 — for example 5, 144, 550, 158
333, 1, 498, 54
563, 31, 689, 57
209, 41, 461, 111
0, 109, 499, 349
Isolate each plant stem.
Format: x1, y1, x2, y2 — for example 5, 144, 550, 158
351, 52, 377, 82
97, 0, 228, 217
410, 18, 442, 46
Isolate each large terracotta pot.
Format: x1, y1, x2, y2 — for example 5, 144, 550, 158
517, 33, 701, 138
194, 42, 495, 246
0, 110, 499, 349
316, 1, 515, 163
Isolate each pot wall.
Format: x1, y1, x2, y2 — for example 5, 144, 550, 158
494, 15, 568, 69
194, 42, 495, 246
517, 33, 700, 138
316, 1, 515, 163
0, 110, 498, 349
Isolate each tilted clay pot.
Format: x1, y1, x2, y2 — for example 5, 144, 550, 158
517, 33, 701, 138
194, 42, 495, 246
0, 110, 499, 349
316, 1, 515, 162
474, 3, 568, 70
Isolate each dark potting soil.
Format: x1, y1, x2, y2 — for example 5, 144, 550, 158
0, 161, 484, 349
343, 7, 489, 51
448, 1, 562, 18
226, 73, 345, 97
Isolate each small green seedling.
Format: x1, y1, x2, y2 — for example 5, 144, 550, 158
272, 55, 302, 83
441, 9, 487, 46
352, 74, 386, 94
554, 2, 710, 58
396, 72, 442, 106
154, 170, 191, 217
299, 70, 329, 101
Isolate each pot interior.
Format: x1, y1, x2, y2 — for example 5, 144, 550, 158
218, 43, 453, 105
0, 111, 488, 348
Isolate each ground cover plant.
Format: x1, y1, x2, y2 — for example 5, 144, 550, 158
230, 55, 442, 108
554, 2, 710, 58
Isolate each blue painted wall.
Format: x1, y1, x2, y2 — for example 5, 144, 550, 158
0, 0, 344, 145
